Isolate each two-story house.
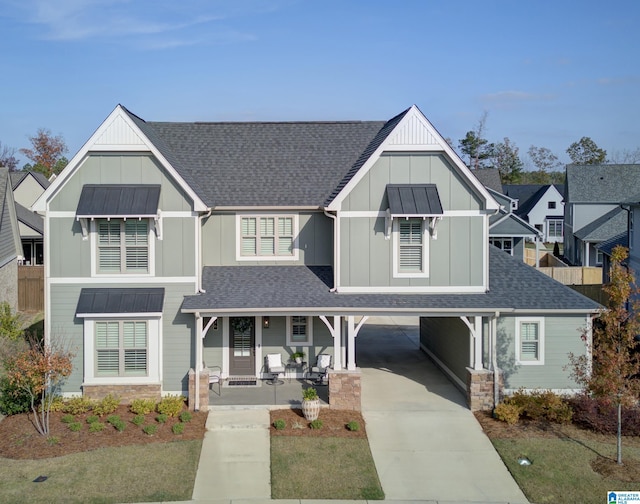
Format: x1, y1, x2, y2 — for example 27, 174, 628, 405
503, 184, 564, 243
0, 167, 23, 308
33, 105, 600, 411
11, 171, 49, 266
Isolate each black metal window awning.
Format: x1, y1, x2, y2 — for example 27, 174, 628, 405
76, 184, 161, 219
76, 288, 165, 317
386, 184, 443, 218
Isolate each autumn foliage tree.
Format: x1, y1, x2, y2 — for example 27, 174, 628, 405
568, 245, 640, 464
3, 337, 74, 436
19, 128, 68, 178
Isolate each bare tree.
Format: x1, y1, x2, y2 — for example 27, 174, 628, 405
0, 141, 19, 171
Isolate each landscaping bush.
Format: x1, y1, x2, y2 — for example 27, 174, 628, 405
273, 419, 286, 430
493, 402, 522, 425
157, 395, 185, 417
63, 397, 95, 415
112, 419, 126, 432
86, 415, 99, 424
130, 398, 156, 415
143, 424, 158, 435
0, 376, 31, 415
156, 413, 168, 424
89, 421, 105, 433
310, 419, 323, 429
503, 389, 572, 424
61, 414, 75, 424
131, 415, 145, 426
172, 422, 185, 435
48, 395, 66, 412
68, 422, 82, 432
569, 394, 640, 435
346, 420, 360, 431
93, 394, 120, 416
0, 301, 23, 341
179, 411, 192, 423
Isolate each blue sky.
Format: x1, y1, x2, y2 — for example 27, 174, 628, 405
1, 0, 638, 168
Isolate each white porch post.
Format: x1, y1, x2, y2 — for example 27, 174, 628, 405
195, 314, 203, 411
347, 316, 356, 371
461, 316, 484, 371
319, 315, 342, 370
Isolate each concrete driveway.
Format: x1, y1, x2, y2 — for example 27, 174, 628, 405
358, 317, 529, 504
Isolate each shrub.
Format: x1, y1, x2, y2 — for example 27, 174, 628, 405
131, 415, 145, 426
156, 395, 185, 417
112, 419, 126, 432
346, 420, 360, 432
47, 436, 60, 445
302, 387, 318, 401
156, 413, 168, 424
130, 398, 156, 415
89, 422, 105, 433
48, 395, 66, 413
143, 424, 158, 435
273, 419, 286, 430
172, 422, 185, 435
309, 419, 323, 429
68, 422, 82, 432
0, 377, 31, 415
61, 414, 75, 424
179, 411, 193, 423
106, 414, 121, 425
86, 415, 99, 424
505, 389, 572, 424
63, 397, 94, 415
569, 395, 640, 435
0, 301, 23, 341
93, 394, 120, 416
493, 402, 522, 425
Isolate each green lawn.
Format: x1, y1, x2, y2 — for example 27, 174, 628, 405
0, 440, 202, 504
492, 436, 640, 504
271, 436, 384, 500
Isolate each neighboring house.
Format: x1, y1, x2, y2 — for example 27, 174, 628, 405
0, 167, 23, 308
596, 231, 628, 285
564, 164, 640, 266
503, 184, 564, 243
33, 105, 600, 412
10, 171, 50, 266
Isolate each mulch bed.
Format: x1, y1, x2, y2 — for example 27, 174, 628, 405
0, 405, 207, 460
269, 408, 367, 438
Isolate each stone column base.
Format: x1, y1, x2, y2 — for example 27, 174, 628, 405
466, 368, 502, 411
82, 384, 161, 403
328, 369, 361, 411
188, 369, 210, 411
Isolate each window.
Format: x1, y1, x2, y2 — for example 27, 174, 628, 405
393, 218, 428, 277
596, 249, 604, 265
516, 318, 544, 365
95, 321, 147, 376
286, 316, 312, 345
97, 219, 149, 273
238, 215, 297, 260
490, 238, 513, 255
547, 219, 563, 239
548, 201, 556, 209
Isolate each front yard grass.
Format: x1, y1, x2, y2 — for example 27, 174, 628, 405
490, 433, 640, 504
271, 436, 384, 500
0, 440, 202, 504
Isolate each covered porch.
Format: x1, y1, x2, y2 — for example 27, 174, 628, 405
206, 378, 329, 408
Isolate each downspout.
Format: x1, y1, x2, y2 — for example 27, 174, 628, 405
324, 209, 338, 292
492, 311, 500, 409
197, 209, 212, 293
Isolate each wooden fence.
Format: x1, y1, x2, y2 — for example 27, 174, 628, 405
18, 265, 44, 312
536, 266, 602, 286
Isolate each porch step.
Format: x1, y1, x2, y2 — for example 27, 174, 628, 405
205, 409, 270, 430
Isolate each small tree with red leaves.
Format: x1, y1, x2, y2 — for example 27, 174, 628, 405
19, 128, 68, 178
3, 337, 74, 436
568, 245, 640, 464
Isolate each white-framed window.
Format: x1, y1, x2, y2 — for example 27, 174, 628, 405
393, 218, 429, 277
286, 316, 313, 346
548, 201, 556, 209
237, 214, 298, 261
83, 317, 161, 384
490, 238, 513, 256
547, 219, 563, 239
515, 317, 545, 365
93, 219, 152, 275
596, 249, 604, 265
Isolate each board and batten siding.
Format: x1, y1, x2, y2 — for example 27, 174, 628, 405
497, 314, 588, 390
50, 283, 195, 395
420, 317, 471, 387
200, 211, 332, 266
49, 154, 193, 213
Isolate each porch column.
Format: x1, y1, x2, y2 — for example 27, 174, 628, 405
460, 316, 484, 371
194, 314, 203, 411
346, 316, 368, 371
319, 315, 342, 370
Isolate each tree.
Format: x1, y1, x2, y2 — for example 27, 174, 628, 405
607, 148, 640, 164
566, 136, 607, 165
528, 145, 562, 172
19, 128, 68, 178
0, 141, 19, 171
3, 336, 74, 436
458, 112, 494, 170
568, 246, 640, 464
491, 137, 523, 184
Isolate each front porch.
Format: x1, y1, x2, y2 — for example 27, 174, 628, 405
205, 378, 329, 408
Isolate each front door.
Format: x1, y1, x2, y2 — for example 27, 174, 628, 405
229, 317, 255, 375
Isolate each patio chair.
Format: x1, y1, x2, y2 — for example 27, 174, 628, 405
265, 353, 285, 385
204, 362, 223, 395
307, 354, 332, 385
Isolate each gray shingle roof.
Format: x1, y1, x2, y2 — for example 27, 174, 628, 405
596, 231, 628, 257
574, 207, 627, 241
76, 288, 165, 315
181, 248, 600, 314
15, 202, 43, 234
566, 164, 640, 203
0, 168, 21, 267
472, 169, 503, 193
490, 211, 539, 236
123, 106, 392, 208
76, 185, 161, 217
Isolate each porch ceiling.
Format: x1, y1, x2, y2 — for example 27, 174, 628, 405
181, 249, 601, 316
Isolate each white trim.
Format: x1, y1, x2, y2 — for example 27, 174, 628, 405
515, 316, 545, 365
336, 285, 486, 294
235, 213, 300, 261
286, 315, 313, 346
32, 105, 208, 213
392, 217, 429, 278
49, 276, 197, 284
77, 312, 162, 318
83, 317, 161, 385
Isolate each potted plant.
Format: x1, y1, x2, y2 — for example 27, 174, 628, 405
301, 386, 320, 421
291, 351, 305, 364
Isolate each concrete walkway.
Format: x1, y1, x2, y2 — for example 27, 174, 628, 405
154, 317, 528, 504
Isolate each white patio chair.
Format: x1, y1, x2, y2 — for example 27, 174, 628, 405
204, 362, 222, 395
307, 354, 332, 385
265, 353, 285, 385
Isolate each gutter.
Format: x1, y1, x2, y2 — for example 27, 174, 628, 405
197, 209, 212, 293
492, 311, 500, 409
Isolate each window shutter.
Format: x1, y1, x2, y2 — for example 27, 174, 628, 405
520, 323, 539, 360
98, 221, 121, 272
241, 218, 257, 256
96, 322, 119, 374
123, 322, 147, 374
278, 218, 293, 255
399, 220, 423, 271
259, 218, 275, 255
125, 221, 149, 272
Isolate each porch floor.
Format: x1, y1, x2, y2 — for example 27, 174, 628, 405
207, 378, 328, 408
